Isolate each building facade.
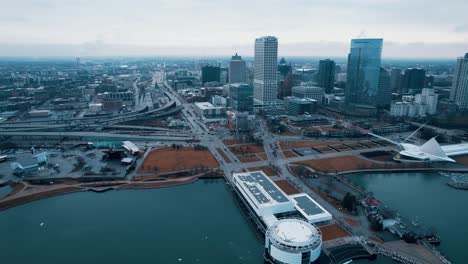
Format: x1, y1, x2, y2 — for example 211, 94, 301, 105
317, 59, 336, 93
254, 36, 278, 105
201, 65, 221, 85
230, 83, 254, 113
390, 68, 403, 93
450, 53, 468, 110
376, 67, 391, 107
292, 86, 323, 103
345, 38, 383, 107
402, 68, 426, 94
229, 53, 246, 84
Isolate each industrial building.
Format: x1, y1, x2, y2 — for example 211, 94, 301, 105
194, 102, 226, 120
10, 152, 48, 176
233, 171, 332, 264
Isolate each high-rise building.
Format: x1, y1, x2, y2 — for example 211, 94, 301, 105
450, 53, 468, 110
254, 36, 278, 105
402, 68, 426, 94
376, 68, 391, 107
390, 68, 403, 93
229, 83, 254, 113
345, 38, 383, 107
229, 53, 246, 84
201, 65, 221, 85
317, 59, 336, 93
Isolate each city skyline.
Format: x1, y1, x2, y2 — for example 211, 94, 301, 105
1, 0, 467, 58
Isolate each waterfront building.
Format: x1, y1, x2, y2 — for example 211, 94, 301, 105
229, 53, 246, 84
10, 152, 48, 176
317, 59, 336, 94
450, 53, 468, 110
345, 38, 383, 108
254, 36, 278, 105
229, 83, 254, 113
201, 65, 221, 85
292, 86, 323, 103
402, 68, 426, 94
232, 171, 332, 264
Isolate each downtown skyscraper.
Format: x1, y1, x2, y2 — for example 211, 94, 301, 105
254, 36, 278, 105
229, 53, 246, 84
450, 53, 468, 110
317, 59, 336, 94
345, 38, 383, 108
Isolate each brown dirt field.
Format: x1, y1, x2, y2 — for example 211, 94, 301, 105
229, 144, 265, 155
248, 166, 278, 177
274, 180, 301, 195
237, 155, 262, 163
257, 152, 268, 161
320, 224, 350, 241
314, 147, 336, 154
454, 155, 468, 166
295, 155, 429, 173
223, 139, 242, 146
280, 141, 345, 150
216, 148, 232, 163
344, 143, 368, 150
343, 216, 360, 227
138, 147, 219, 174
283, 150, 299, 158
329, 145, 352, 152
359, 141, 381, 148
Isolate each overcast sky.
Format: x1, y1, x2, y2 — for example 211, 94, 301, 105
1, 0, 467, 58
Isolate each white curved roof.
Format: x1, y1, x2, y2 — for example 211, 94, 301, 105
268, 219, 320, 247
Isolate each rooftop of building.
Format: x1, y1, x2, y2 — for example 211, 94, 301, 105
268, 218, 321, 248
234, 171, 291, 207
292, 85, 324, 92
290, 193, 332, 223
194, 102, 225, 110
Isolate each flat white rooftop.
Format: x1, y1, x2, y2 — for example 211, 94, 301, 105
234, 171, 291, 207
290, 193, 332, 224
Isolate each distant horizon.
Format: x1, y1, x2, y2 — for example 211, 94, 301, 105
0, 41, 465, 61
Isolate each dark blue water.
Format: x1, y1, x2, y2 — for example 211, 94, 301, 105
0, 180, 263, 264
348, 172, 468, 263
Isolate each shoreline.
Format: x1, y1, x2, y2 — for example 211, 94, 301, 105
0, 174, 222, 211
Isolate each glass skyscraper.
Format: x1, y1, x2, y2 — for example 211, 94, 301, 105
345, 38, 383, 107
230, 83, 254, 113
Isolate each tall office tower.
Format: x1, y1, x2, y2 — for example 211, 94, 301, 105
317, 59, 336, 94
201, 65, 221, 85
345, 38, 383, 107
390, 68, 403, 93
229, 53, 246, 84
254, 36, 278, 105
376, 68, 391, 107
450, 53, 468, 110
229, 83, 254, 113
402, 68, 426, 94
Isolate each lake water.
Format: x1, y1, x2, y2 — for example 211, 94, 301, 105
347, 172, 468, 264
0, 179, 264, 264
1, 173, 464, 264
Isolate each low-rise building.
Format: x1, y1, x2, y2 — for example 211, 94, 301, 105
292, 86, 323, 104
194, 102, 226, 119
